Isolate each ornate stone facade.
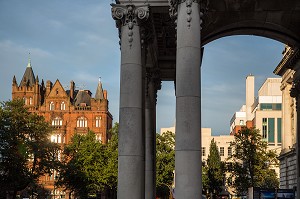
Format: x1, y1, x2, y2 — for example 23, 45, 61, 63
12, 60, 113, 197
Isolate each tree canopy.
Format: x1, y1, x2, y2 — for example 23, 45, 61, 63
0, 99, 59, 198
227, 127, 279, 195
205, 139, 224, 198
57, 123, 118, 198
156, 131, 175, 198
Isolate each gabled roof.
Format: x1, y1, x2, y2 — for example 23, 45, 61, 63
47, 79, 68, 98
95, 78, 104, 100
20, 60, 35, 87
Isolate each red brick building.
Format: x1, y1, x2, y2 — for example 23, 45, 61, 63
12, 59, 113, 197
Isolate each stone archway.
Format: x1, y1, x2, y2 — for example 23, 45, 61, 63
111, 1, 300, 199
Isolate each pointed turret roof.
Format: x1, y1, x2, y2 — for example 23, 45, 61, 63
95, 77, 104, 100
12, 75, 17, 85
20, 56, 36, 87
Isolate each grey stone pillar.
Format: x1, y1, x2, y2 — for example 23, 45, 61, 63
145, 70, 157, 199
290, 82, 300, 199
282, 83, 293, 151
111, 4, 149, 199
171, 0, 202, 198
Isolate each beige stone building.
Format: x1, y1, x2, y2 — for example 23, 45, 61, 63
230, 76, 282, 152
274, 46, 297, 189
160, 127, 234, 162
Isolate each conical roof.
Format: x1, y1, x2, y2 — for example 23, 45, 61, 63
95, 77, 104, 100
19, 58, 35, 87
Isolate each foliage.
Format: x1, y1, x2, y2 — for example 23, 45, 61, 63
227, 127, 279, 195
156, 131, 175, 198
0, 99, 59, 198
206, 139, 224, 198
57, 123, 119, 198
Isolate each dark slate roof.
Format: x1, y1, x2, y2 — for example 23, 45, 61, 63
95, 79, 104, 100
74, 90, 91, 106
19, 62, 36, 87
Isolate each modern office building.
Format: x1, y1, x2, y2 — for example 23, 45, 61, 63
230, 76, 282, 152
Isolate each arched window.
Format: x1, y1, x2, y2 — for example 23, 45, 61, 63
60, 102, 66, 110
77, 116, 87, 127
95, 116, 101, 127
50, 101, 55, 111
52, 117, 63, 126
23, 97, 27, 105
50, 133, 62, 143
29, 97, 33, 105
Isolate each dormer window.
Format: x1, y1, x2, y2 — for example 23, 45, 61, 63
50, 102, 55, 111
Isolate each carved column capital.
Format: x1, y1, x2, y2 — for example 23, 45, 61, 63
111, 4, 149, 48
111, 4, 149, 27
169, 0, 204, 32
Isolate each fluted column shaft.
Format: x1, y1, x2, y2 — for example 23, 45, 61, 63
175, 0, 202, 198
111, 4, 149, 199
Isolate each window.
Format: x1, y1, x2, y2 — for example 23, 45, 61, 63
56, 89, 59, 95
202, 147, 206, 157
260, 103, 282, 111
50, 101, 55, 110
29, 97, 33, 105
262, 118, 267, 139
77, 116, 87, 127
51, 134, 62, 143
96, 134, 102, 142
228, 147, 232, 157
220, 147, 224, 156
277, 118, 282, 144
23, 97, 27, 105
60, 102, 66, 110
268, 118, 275, 143
52, 117, 62, 126
239, 120, 244, 125
95, 116, 101, 127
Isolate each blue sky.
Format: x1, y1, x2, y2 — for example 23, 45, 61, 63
0, 0, 284, 135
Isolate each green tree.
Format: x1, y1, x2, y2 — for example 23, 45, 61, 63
57, 123, 119, 198
206, 139, 224, 198
0, 99, 59, 198
57, 131, 106, 198
227, 127, 279, 195
156, 131, 175, 198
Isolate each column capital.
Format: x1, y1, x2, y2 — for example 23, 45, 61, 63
111, 4, 150, 48
169, 0, 204, 30
111, 4, 149, 28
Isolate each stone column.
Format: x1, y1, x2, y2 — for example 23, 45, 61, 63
171, 0, 202, 198
281, 83, 293, 151
111, 4, 149, 199
290, 82, 300, 198
145, 70, 157, 199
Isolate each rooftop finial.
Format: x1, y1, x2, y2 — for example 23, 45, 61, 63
99, 76, 101, 82
27, 52, 32, 68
